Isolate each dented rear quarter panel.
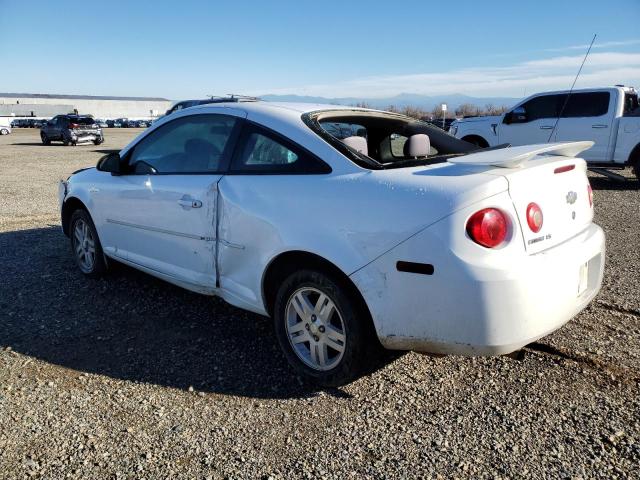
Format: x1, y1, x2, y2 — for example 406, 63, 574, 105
216, 162, 508, 314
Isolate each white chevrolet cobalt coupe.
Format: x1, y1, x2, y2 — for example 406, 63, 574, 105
59, 101, 605, 385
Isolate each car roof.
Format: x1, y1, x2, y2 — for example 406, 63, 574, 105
184, 101, 381, 118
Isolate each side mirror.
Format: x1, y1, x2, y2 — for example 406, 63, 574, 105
508, 106, 528, 124
97, 152, 122, 175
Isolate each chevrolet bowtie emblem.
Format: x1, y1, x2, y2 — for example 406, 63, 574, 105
566, 191, 577, 204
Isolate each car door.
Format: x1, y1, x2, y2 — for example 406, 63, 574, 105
57, 116, 69, 139
45, 116, 59, 137
497, 94, 562, 145
216, 121, 332, 312
553, 91, 613, 162
95, 112, 244, 290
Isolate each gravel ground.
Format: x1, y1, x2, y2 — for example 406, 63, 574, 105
1, 128, 639, 479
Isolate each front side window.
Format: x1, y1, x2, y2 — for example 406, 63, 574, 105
520, 94, 561, 121
127, 114, 239, 174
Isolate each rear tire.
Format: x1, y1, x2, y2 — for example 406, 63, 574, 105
633, 159, 640, 185
273, 269, 379, 386
93, 138, 103, 145
0, 128, 8, 135
62, 135, 70, 146
69, 209, 107, 278
40, 132, 50, 145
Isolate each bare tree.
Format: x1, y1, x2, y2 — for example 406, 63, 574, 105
455, 103, 480, 117
401, 106, 427, 119
353, 101, 371, 108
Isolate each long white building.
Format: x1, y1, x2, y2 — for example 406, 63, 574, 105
0, 93, 173, 119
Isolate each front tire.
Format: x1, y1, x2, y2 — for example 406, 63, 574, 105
69, 209, 107, 277
0, 128, 8, 135
273, 269, 377, 386
40, 132, 50, 145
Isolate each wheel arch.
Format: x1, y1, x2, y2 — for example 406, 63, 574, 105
261, 250, 374, 324
61, 196, 89, 236
461, 134, 489, 148
628, 142, 640, 166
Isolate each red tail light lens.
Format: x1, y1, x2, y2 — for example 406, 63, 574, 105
554, 164, 575, 174
466, 208, 508, 248
69, 123, 79, 129
526, 203, 543, 233
587, 184, 593, 207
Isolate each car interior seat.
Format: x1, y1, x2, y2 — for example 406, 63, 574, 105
342, 136, 369, 156
403, 134, 430, 159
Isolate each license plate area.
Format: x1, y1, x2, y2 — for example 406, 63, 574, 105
577, 261, 589, 296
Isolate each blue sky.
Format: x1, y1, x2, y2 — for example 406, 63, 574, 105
1, 0, 638, 100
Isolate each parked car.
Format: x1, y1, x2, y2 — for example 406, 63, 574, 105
450, 86, 640, 182
95, 119, 109, 128
0, 119, 11, 135
423, 117, 456, 131
114, 118, 129, 127
165, 95, 258, 116
58, 102, 605, 385
40, 114, 104, 146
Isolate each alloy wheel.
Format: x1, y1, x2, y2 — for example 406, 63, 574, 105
72, 219, 96, 273
285, 287, 347, 371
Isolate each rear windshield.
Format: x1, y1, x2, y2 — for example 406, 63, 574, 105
304, 110, 480, 169
70, 117, 95, 125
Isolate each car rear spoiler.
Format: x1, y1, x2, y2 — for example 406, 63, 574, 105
449, 141, 594, 168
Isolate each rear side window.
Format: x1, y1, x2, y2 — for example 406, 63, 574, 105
560, 92, 610, 118
231, 123, 330, 174
521, 95, 561, 121
126, 114, 239, 174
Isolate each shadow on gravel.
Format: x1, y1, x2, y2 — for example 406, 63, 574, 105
0, 226, 360, 399
589, 175, 640, 191
93, 149, 120, 154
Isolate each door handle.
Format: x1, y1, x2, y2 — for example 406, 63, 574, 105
592, 124, 608, 129
539, 126, 554, 130
178, 196, 202, 209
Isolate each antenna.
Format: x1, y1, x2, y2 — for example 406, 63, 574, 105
547, 34, 597, 142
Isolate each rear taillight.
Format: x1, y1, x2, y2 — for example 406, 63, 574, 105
69, 123, 79, 129
466, 208, 508, 248
554, 164, 575, 174
526, 202, 543, 233
587, 184, 593, 207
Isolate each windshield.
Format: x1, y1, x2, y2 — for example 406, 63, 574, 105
70, 117, 95, 125
305, 110, 480, 169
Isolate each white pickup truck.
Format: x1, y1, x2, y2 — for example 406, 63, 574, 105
450, 86, 640, 182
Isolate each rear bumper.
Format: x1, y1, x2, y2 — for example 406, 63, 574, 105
351, 223, 605, 356
68, 129, 102, 142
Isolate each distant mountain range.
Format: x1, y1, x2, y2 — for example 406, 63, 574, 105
260, 93, 520, 111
